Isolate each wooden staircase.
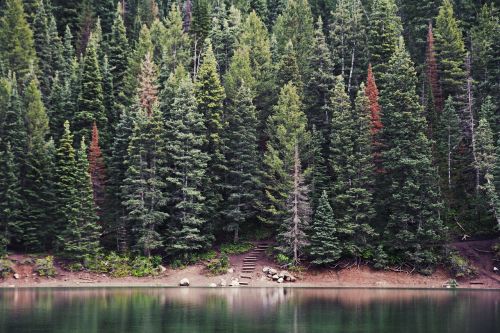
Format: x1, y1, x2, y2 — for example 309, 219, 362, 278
238, 243, 270, 286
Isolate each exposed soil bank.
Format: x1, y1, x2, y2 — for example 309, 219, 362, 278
2, 240, 499, 289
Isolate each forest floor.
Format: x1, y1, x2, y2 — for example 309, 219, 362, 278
1, 239, 499, 289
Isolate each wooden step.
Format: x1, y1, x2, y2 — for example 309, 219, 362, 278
239, 281, 249, 286
242, 269, 254, 273
245, 256, 257, 259
240, 275, 252, 279
243, 258, 257, 261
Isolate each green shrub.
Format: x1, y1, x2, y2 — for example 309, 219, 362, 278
206, 254, 229, 275
220, 242, 253, 255
493, 242, 500, 261
130, 256, 159, 277
0, 259, 13, 278
276, 253, 292, 266
446, 252, 477, 278
35, 256, 57, 277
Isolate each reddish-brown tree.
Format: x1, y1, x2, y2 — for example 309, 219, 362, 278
425, 22, 443, 114
88, 121, 107, 213
137, 52, 158, 116
366, 64, 384, 173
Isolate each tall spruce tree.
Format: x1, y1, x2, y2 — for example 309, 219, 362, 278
108, 3, 130, 107
434, 0, 466, 107
224, 83, 261, 242
61, 137, 101, 259
367, 0, 402, 82
261, 83, 310, 226
272, 0, 315, 81
159, 4, 191, 74
308, 190, 341, 266
195, 41, 227, 233
379, 38, 446, 271
0, 141, 23, 253
329, 0, 368, 94
305, 17, 335, 135
0, 0, 37, 81
164, 72, 211, 258
75, 36, 106, 144
328, 78, 376, 259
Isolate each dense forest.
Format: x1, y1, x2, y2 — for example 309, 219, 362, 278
0, 0, 498, 274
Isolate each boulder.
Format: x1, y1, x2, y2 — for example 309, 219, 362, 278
227, 268, 234, 274
272, 274, 279, 280
268, 268, 278, 275
277, 278, 284, 283
288, 275, 296, 282
219, 278, 227, 287
209, 283, 217, 287
229, 279, 239, 287
262, 266, 271, 274
158, 265, 167, 273
13, 273, 20, 279
493, 267, 499, 273
179, 278, 190, 286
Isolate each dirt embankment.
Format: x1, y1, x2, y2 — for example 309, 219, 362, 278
1, 240, 499, 289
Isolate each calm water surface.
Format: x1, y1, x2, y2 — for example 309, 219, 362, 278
0, 287, 498, 333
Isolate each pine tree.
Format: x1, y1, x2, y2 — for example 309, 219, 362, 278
164, 73, 211, 258
434, 0, 466, 105
329, 0, 368, 94
471, 3, 499, 132
308, 125, 328, 208
308, 190, 341, 266
367, 0, 402, 81
54, 121, 78, 254
122, 103, 167, 256
276, 41, 302, 94
195, 41, 227, 233
475, 99, 500, 229
22, 77, 52, 250
225, 83, 261, 242
75, 36, 106, 144
436, 97, 461, 202
278, 145, 311, 265
32, 0, 51, 98
262, 83, 310, 226
95, 0, 116, 36
127, 24, 154, 98
272, 0, 315, 81
190, 0, 211, 75
305, 17, 335, 135
159, 4, 191, 74
224, 47, 256, 102
379, 38, 446, 271
267, 0, 287, 27
2, 75, 27, 170
238, 10, 274, 137
108, 103, 134, 252
328, 78, 376, 259
108, 3, 130, 107
0, 0, 37, 80
398, 0, 439, 65
59, 136, 101, 260
0, 142, 23, 254
208, 3, 240, 76
48, 15, 64, 79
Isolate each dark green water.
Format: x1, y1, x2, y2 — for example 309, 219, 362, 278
0, 288, 498, 333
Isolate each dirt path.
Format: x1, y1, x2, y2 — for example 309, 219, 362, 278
450, 239, 500, 286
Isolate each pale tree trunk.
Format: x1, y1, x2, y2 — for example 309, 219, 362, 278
466, 55, 480, 194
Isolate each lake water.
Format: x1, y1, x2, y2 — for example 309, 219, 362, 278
0, 288, 498, 332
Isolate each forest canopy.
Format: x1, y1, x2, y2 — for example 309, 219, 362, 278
0, 0, 498, 274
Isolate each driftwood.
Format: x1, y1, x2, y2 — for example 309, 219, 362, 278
473, 248, 493, 254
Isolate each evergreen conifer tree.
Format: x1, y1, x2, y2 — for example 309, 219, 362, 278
108, 3, 130, 107
224, 83, 261, 242
0, 0, 37, 80
367, 0, 402, 82
262, 83, 310, 226
195, 41, 227, 233
75, 37, 106, 144
164, 72, 211, 258
379, 38, 446, 271
308, 190, 341, 265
